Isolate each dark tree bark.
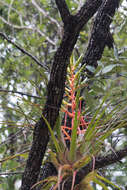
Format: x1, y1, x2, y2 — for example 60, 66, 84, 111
82, 0, 120, 72
36, 162, 57, 190
21, 0, 123, 190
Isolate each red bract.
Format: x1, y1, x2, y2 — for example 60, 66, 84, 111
61, 64, 89, 141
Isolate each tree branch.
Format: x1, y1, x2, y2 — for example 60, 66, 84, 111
0, 32, 48, 70
0, 16, 31, 30
0, 89, 42, 99
0, 129, 25, 147
82, 0, 120, 72
0, 172, 23, 176
0, 0, 23, 18
0, 16, 55, 46
61, 146, 127, 190
76, 0, 102, 29
31, 0, 60, 29
55, 0, 71, 25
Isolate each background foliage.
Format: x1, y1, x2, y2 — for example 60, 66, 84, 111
0, 0, 127, 189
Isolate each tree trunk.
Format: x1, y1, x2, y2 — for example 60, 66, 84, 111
21, 0, 121, 189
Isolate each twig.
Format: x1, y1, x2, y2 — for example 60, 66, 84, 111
0, 129, 24, 147
31, 0, 60, 29
0, 32, 48, 70
81, 0, 119, 73
0, 1, 23, 17
0, 16, 31, 29
0, 16, 55, 46
0, 172, 23, 176
35, 28, 56, 46
0, 149, 30, 163
8, 0, 14, 22
0, 89, 42, 99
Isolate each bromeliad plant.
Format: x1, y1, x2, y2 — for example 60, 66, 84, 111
32, 55, 126, 190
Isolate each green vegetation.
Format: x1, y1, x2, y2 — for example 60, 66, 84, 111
0, 0, 127, 189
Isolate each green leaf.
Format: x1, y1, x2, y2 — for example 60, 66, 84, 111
101, 65, 117, 74
96, 173, 121, 190
86, 65, 96, 73
42, 114, 62, 154
74, 54, 83, 69
84, 93, 109, 140
54, 116, 66, 150
74, 155, 91, 170
93, 178, 109, 190
66, 0, 71, 8
80, 92, 110, 153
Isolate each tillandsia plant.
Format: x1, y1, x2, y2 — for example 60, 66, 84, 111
31, 55, 126, 190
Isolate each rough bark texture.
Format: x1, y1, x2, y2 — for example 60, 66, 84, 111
21, 0, 103, 189
36, 162, 57, 190
82, 0, 120, 73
